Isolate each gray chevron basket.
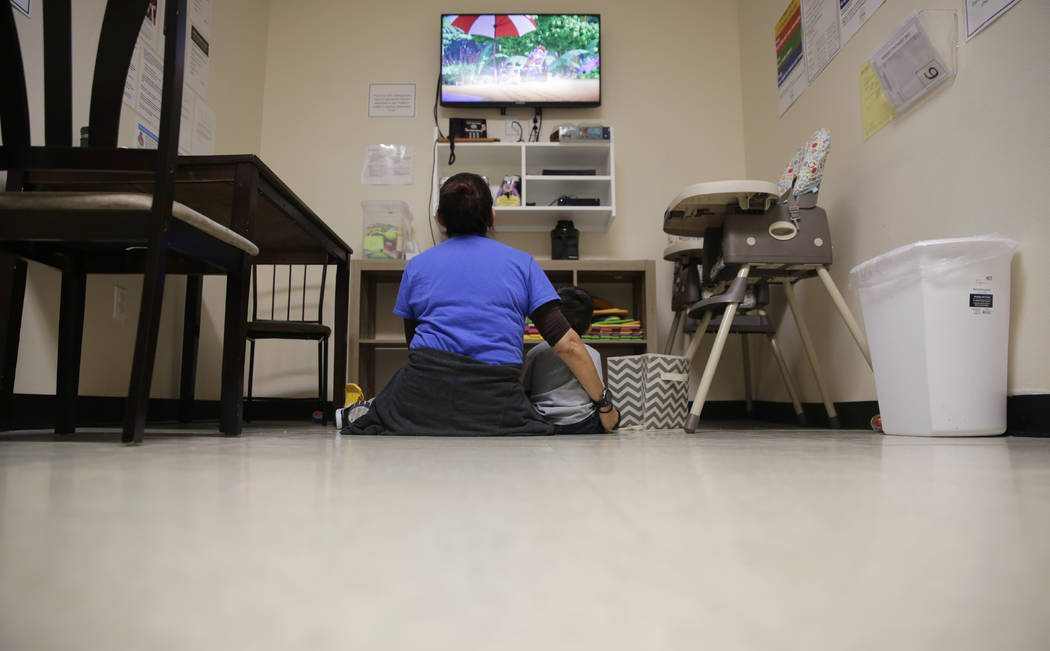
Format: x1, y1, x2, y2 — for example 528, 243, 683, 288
607, 354, 690, 430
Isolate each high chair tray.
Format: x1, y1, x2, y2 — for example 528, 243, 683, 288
663, 239, 704, 262
663, 180, 780, 236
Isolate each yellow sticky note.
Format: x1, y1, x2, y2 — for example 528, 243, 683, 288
860, 61, 895, 141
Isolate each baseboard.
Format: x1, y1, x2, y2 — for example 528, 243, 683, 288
696, 395, 1049, 435
4, 394, 330, 431
5, 393, 1047, 436
1007, 395, 1050, 437
697, 400, 879, 430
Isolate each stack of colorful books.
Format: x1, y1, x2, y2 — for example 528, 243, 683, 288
524, 307, 645, 343
524, 318, 543, 342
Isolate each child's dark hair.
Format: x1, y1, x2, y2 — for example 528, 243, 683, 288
438, 172, 493, 236
557, 286, 595, 336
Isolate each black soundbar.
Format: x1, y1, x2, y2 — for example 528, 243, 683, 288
557, 197, 600, 206
542, 169, 597, 176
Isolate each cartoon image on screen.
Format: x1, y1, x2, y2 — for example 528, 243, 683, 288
441, 14, 601, 107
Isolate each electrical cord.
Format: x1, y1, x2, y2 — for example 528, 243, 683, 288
428, 139, 439, 246
529, 107, 542, 141
431, 73, 444, 245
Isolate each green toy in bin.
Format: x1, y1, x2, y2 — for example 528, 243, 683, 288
361, 200, 413, 259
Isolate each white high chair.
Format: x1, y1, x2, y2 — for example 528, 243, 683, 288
663, 131, 872, 432
664, 238, 809, 425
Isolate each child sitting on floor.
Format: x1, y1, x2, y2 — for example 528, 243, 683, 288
523, 286, 614, 434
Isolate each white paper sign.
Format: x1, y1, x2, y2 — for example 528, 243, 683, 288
136, 44, 164, 129
179, 87, 195, 154
870, 12, 954, 113
10, 0, 31, 18
368, 84, 417, 118
775, 0, 809, 116
136, 122, 159, 149
187, 24, 209, 98
802, 0, 841, 82
139, 0, 162, 50
123, 42, 142, 108
361, 145, 413, 185
839, 0, 885, 44
965, 0, 1021, 40
191, 99, 215, 155
190, 0, 213, 38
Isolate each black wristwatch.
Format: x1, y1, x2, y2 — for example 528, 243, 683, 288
593, 389, 614, 413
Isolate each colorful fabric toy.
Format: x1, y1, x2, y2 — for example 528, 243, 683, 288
776, 128, 831, 197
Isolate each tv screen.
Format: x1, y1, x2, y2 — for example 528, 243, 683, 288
440, 14, 601, 108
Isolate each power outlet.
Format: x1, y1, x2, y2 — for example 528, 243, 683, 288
505, 119, 518, 136
113, 285, 127, 322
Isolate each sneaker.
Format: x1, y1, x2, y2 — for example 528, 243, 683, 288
335, 399, 373, 430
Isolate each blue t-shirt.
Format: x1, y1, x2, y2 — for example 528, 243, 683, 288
394, 235, 558, 365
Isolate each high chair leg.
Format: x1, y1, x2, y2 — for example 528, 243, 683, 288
816, 266, 872, 369
684, 264, 750, 432
664, 310, 683, 355
783, 281, 839, 427
741, 334, 753, 416
683, 311, 713, 363
766, 330, 807, 426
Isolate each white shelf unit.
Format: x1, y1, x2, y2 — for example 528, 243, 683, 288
432, 128, 615, 232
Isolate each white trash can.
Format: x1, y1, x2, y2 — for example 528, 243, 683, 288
849, 234, 1018, 436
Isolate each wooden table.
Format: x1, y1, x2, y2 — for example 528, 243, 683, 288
0, 154, 352, 436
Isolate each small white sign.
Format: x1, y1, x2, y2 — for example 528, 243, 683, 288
368, 83, 416, 118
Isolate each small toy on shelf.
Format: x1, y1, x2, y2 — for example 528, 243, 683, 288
362, 223, 404, 259
494, 174, 522, 207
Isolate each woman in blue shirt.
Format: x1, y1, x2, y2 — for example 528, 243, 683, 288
337, 173, 617, 435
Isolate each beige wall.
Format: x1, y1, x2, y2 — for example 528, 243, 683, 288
16, 0, 1043, 407
11, 0, 271, 398
252, 0, 753, 399
737, 0, 1050, 402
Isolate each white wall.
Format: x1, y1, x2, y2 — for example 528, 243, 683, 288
11, 0, 271, 399
252, 0, 754, 399
737, 0, 1050, 403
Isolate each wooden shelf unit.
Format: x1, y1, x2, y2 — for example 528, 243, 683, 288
349, 258, 657, 396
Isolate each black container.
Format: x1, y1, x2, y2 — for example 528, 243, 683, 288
551, 220, 579, 260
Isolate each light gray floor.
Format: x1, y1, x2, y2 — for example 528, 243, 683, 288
1, 423, 1048, 651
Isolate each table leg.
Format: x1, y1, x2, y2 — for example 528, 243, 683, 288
332, 257, 350, 417
178, 274, 203, 422
219, 162, 258, 436
0, 255, 27, 431
220, 257, 250, 436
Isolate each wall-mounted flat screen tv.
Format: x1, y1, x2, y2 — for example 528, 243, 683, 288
440, 14, 601, 108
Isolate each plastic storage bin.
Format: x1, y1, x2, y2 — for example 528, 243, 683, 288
849, 234, 1017, 436
361, 200, 412, 260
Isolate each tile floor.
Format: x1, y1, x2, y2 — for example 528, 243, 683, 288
1, 423, 1048, 650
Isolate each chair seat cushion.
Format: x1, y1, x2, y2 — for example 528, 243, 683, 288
0, 191, 259, 256
247, 320, 330, 339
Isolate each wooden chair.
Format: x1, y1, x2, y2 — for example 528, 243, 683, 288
0, 0, 258, 443
246, 264, 330, 424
